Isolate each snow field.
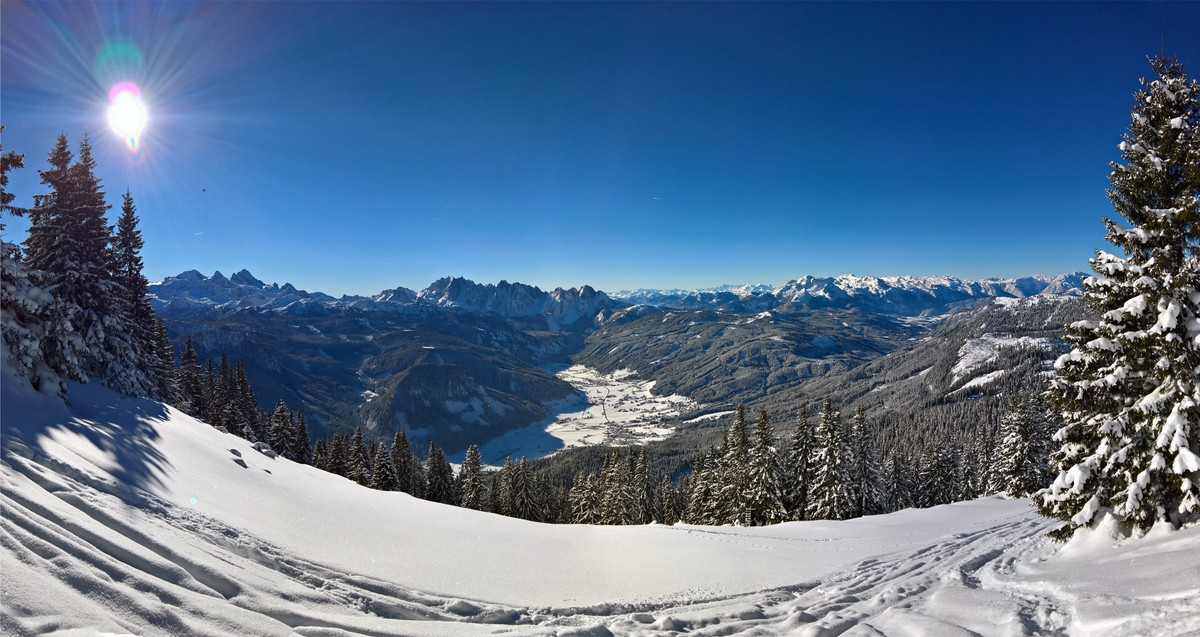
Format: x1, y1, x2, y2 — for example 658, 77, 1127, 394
3, 374, 1198, 636
472, 365, 697, 465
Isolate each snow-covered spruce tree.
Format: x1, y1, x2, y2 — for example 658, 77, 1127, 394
25, 135, 149, 396
348, 426, 370, 485
290, 408, 311, 465
848, 406, 885, 516
746, 408, 787, 525
175, 336, 205, 418
657, 476, 681, 525
1039, 55, 1200, 537
717, 405, 751, 524
370, 442, 399, 491
150, 317, 176, 402
784, 405, 815, 520
993, 394, 1054, 498
111, 191, 158, 391
391, 430, 414, 494
459, 444, 484, 510
807, 400, 856, 520
267, 400, 293, 456
883, 454, 915, 512
685, 450, 718, 524
0, 130, 85, 395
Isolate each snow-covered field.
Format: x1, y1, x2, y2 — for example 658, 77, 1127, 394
472, 365, 697, 465
2, 375, 1198, 636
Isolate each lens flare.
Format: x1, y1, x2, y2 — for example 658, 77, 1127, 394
108, 82, 148, 152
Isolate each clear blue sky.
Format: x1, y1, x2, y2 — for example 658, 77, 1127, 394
2, 2, 1198, 296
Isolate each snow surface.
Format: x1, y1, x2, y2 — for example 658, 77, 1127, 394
952, 334, 1058, 382
470, 365, 696, 466
3, 375, 1199, 636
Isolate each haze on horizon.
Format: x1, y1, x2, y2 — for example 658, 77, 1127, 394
2, 1, 1198, 296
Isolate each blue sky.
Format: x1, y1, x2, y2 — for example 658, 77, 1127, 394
2, 2, 1198, 296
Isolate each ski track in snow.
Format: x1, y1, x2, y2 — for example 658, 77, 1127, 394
2, 376, 1198, 636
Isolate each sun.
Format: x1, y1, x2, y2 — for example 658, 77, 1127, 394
107, 81, 148, 153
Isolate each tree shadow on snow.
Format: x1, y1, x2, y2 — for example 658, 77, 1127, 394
1, 378, 173, 498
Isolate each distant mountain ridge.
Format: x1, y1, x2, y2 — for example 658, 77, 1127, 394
613, 273, 1086, 315
150, 269, 612, 329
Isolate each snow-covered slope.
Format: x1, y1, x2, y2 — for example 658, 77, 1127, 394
3, 376, 1197, 636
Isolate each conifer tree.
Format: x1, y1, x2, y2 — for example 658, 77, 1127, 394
848, 406, 885, 517
657, 476, 681, 525
267, 399, 293, 455
1, 130, 84, 395
630, 449, 652, 524
176, 336, 205, 418
746, 408, 787, 525
808, 400, 855, 520
600, 453, 632, 525
370, 442, 399, 491
391, 430, 415, 494
569, 474, 595, 523
1041, 55, 1200, 536
993, 395, 1053, 498
290, 408, 311, 464
717, 405, 751, 524
348, 426, 370, 485
111, 190, 157, 389
327, 433, 350, 478
883, 455, 914, 512
151, 317, 176, 402
459, 444, 484, 510
784, 406, 816, 520
424, 442, 456, 505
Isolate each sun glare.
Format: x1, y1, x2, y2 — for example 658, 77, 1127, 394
108, 81, 148, 153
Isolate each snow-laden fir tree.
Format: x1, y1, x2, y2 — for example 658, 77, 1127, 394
717, 405, 751, 525
600, 453, 632, 525
685, 450, 719, 524
111, 191, 158, 393
458, 444, 484, 510
993, 394, 1054, 498
657, 476, 681, 525
390, 430, 414, 494
807, 400, 856, 520
267, 400, 293, 456
25, 135, 151, 396
424, 443, 457, 505
1040, 55, 1200, 536
370, 442, 399, 491
916, 444, 959, 508
784, 405, 815, 520
348, 426, 370, 486
883, 455, 915, 512
746, 408, 787, 525
175, 336, 205, 418
290, 408, 311, 465
632, 450, 652, 524
150, 317, 176, 402
0, 130, 85, 396
848, 406, 885, 516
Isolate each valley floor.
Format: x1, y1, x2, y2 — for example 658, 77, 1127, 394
2, 376, 1197, 636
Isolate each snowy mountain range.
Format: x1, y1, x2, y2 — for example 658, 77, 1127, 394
148, 268, 1089, 452
613, 273, 1086, 315
152, 270, 1086, 324
149, 270, 613, 330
